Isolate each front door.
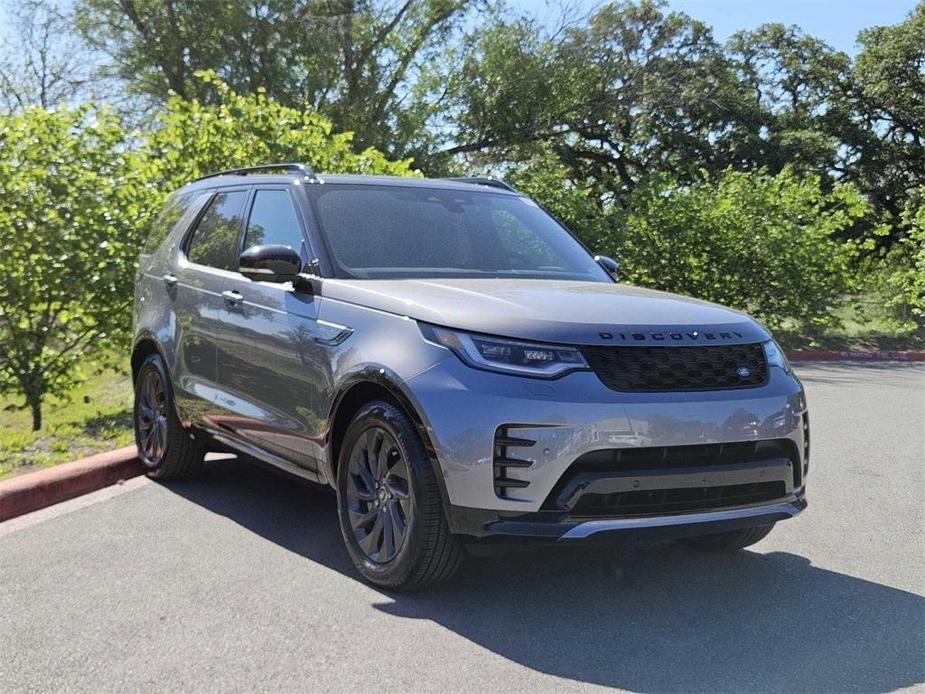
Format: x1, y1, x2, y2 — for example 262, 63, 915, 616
212, 187, 328, 475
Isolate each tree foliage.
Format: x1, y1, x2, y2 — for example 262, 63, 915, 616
610, 169, 865, 333
135, 71, 417, 211
0, 106, 140, 430
445, 2, 741, 194
881, 191, 925, 320
75, 0, 474, 160
0, 76, 416, 430
843, 3, 925, 230
511, 162, 865, 334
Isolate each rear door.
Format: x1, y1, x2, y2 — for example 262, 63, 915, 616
172, 187, 250, 417
212, 186, 329, 475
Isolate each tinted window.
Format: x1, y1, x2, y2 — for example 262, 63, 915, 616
308, 185, 609, 281
244, 190, 303, 250
186, 191, 248, 270
143, 190, 199, 255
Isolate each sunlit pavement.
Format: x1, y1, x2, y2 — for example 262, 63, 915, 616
1, 363, 923, 693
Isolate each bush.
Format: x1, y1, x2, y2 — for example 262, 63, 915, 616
882, 191, 925, 321
607, 168, 866, 333
0, 106, 140, 430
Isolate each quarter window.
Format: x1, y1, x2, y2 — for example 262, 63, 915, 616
244, 190, 304, 251
186, 191, 248, 270
143, 190, 200, 255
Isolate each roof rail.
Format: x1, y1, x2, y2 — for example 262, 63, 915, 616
444, 176, 518, 193
192, 162, 319, 183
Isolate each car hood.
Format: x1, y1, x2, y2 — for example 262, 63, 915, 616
321, 279, 770, 346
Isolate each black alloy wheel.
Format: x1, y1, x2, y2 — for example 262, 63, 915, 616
133, 353, 205, 479
136, 367, 168, 465
345, 426, 413, 563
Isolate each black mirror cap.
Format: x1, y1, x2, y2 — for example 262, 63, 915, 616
594, 254, 620, 281
240, 245, 302, 283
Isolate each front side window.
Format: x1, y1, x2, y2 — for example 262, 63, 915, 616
244, 189, 304, 251
186, 190, 248, 270
307, 185, 609, 282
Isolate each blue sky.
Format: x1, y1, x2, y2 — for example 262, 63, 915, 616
516, 0, 919, 55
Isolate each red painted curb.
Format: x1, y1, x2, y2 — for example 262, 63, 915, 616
0, 446, 142, 522
788, 350, 925, 362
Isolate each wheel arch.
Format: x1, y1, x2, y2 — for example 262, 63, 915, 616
325, 369, 451, 509
131, 334, 166, 384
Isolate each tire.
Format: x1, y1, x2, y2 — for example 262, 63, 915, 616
133, 353, 205, 480
680, 523, 776, 552
336, 400, 463, 590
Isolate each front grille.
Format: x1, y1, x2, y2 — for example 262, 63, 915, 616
581, 343, 768, 392
569, 481, 787, 517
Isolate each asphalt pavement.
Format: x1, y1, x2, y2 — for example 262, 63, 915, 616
1, 363, 923, 693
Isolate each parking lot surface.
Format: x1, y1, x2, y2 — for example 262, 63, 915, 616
1, 363, 923, 693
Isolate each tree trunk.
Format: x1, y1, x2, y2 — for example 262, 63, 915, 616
29, 398, 42, 431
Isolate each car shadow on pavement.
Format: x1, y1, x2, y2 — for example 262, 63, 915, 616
163, 458, 925, 693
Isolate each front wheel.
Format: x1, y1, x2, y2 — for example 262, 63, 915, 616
134, 354, 205, 480
336, 400, 463, 590
680, 523, 776, 551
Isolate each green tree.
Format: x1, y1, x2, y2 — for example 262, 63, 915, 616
882, 190, 925, 321
76, 0, 475, 159
135, 70, 417, 206
441, 1, 747, 197
723, 24, 851, 177
0, 75, 416, 430
841, 2, 925, 239
0, 106, 140, 430
606, 168, 865, 333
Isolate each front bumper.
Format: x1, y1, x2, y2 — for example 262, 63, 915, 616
446, 493, 806, 541
404, 355, 809, 534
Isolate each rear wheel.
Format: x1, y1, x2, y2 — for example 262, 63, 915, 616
680, 523, 775, 551
133, 354, 205, 479
336, 400, 462, 590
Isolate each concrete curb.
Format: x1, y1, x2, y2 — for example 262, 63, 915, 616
0, 446, 142, 522
788, 350, 924, 362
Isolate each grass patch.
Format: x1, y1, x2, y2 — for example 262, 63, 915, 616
0, 360, 134, 480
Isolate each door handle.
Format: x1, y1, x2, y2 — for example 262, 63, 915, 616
222, 289, 243, 306
163, 273, 178, 288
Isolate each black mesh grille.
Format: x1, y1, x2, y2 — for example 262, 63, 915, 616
582, 343, 768, 392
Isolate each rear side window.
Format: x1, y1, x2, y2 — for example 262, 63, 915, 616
186, 191, 248, 270
143, 190, 199, 255
243, 190, 303, 250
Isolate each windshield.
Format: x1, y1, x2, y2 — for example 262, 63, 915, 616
307, 184, 610, 282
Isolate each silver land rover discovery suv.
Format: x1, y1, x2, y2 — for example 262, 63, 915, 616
132, 163, 809, 589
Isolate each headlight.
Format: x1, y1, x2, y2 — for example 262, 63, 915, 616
421, 324, 587, 378
763, 339, 792, 373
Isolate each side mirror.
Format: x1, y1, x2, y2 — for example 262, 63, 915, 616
594, 254, 620, 281
240, 245, 302, 283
